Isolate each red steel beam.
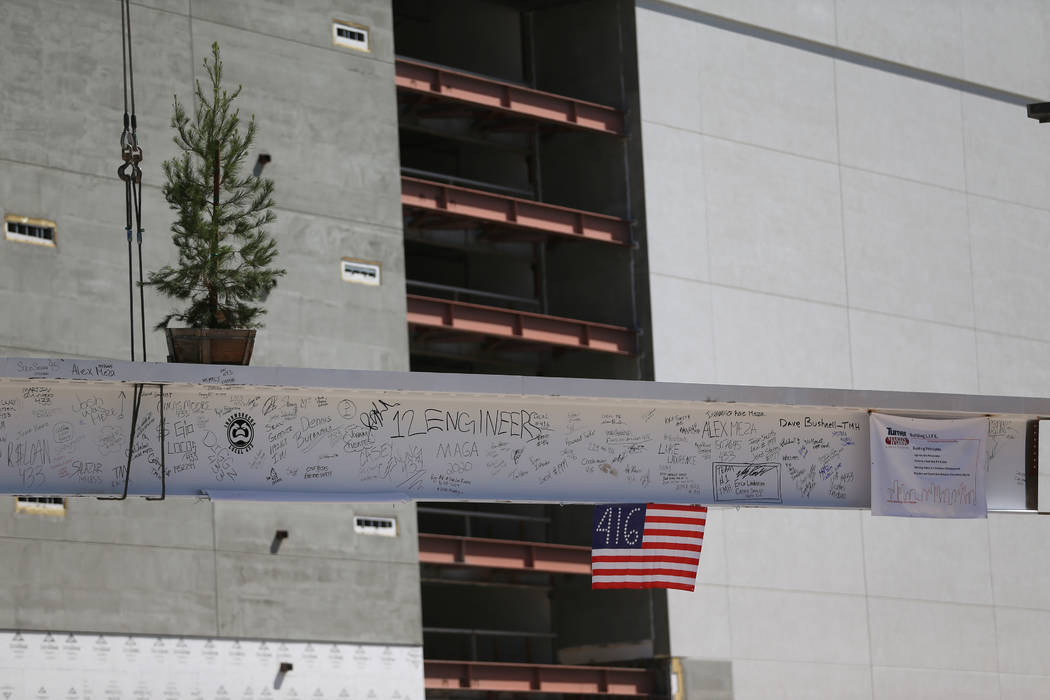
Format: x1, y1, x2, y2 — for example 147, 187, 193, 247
402, 176, 630, 246
425, 660, 654, 695
396, 57, 625, 136
419, 533, 591, 574
406, 295, 636, 356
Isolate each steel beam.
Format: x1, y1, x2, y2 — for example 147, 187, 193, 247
406, 295, 636, 355
424, 659, 654, 695
419, 533, 591, 574
401, 176, 630, 245
396, 57, 625, 135
0, 358, 1035, 510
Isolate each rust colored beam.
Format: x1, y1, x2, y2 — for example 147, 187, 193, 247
402, 176, 630, 246
396, 57, 625, 135
424, 660, 654, 695
419, 533, 591, 574
406, 295, 636, 356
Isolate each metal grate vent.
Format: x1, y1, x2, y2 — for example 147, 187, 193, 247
333, 20, 370, 52
5, 215, 56, 247
16, 496, 66, 516
354, 515, 397, 536
342, 258, 381, 286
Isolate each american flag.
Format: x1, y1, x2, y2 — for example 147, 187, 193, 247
591, 503, 707, 591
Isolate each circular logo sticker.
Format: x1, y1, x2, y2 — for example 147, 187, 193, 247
225, 412, 255, 454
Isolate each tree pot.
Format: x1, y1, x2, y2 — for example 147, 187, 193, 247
165, 328, 256, 365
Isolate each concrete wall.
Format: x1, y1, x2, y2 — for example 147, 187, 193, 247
0, 0, 408, 371
636, 1, 1050, 698
0, 0, 420, 653
0, 498, 421, 644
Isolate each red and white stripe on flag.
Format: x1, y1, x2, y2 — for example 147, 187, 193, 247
591, 503, 707, 591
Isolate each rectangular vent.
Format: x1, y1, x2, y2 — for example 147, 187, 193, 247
354, 515, 397, 536
4, 215, 56, 247
333, 20, 370, 52
16, 496, 66, 516
342, 258, 381, 286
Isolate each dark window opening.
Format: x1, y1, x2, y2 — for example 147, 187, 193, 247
6, 219, 56, 243
337, 27, 366, 42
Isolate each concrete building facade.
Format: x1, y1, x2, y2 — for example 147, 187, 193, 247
636, 1, 1050, 698
1, 0, 1050, 698
0, 1, 423, 696
1, 0, 409, 370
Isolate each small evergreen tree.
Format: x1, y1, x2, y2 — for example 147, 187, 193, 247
148, 42, 285, 329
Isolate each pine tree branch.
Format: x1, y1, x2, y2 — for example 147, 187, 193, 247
146, 42, 285, 330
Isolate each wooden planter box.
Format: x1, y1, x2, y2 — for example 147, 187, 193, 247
165, 328, 256, 365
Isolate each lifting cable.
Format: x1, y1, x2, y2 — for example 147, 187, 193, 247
117, 0, 146, 364
115, 0, 145, 497
106, 0, 166, 501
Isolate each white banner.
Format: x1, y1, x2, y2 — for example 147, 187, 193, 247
870, 413, 988, 518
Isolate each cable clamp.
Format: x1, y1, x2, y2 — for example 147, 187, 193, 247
118, 161, 143, 184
